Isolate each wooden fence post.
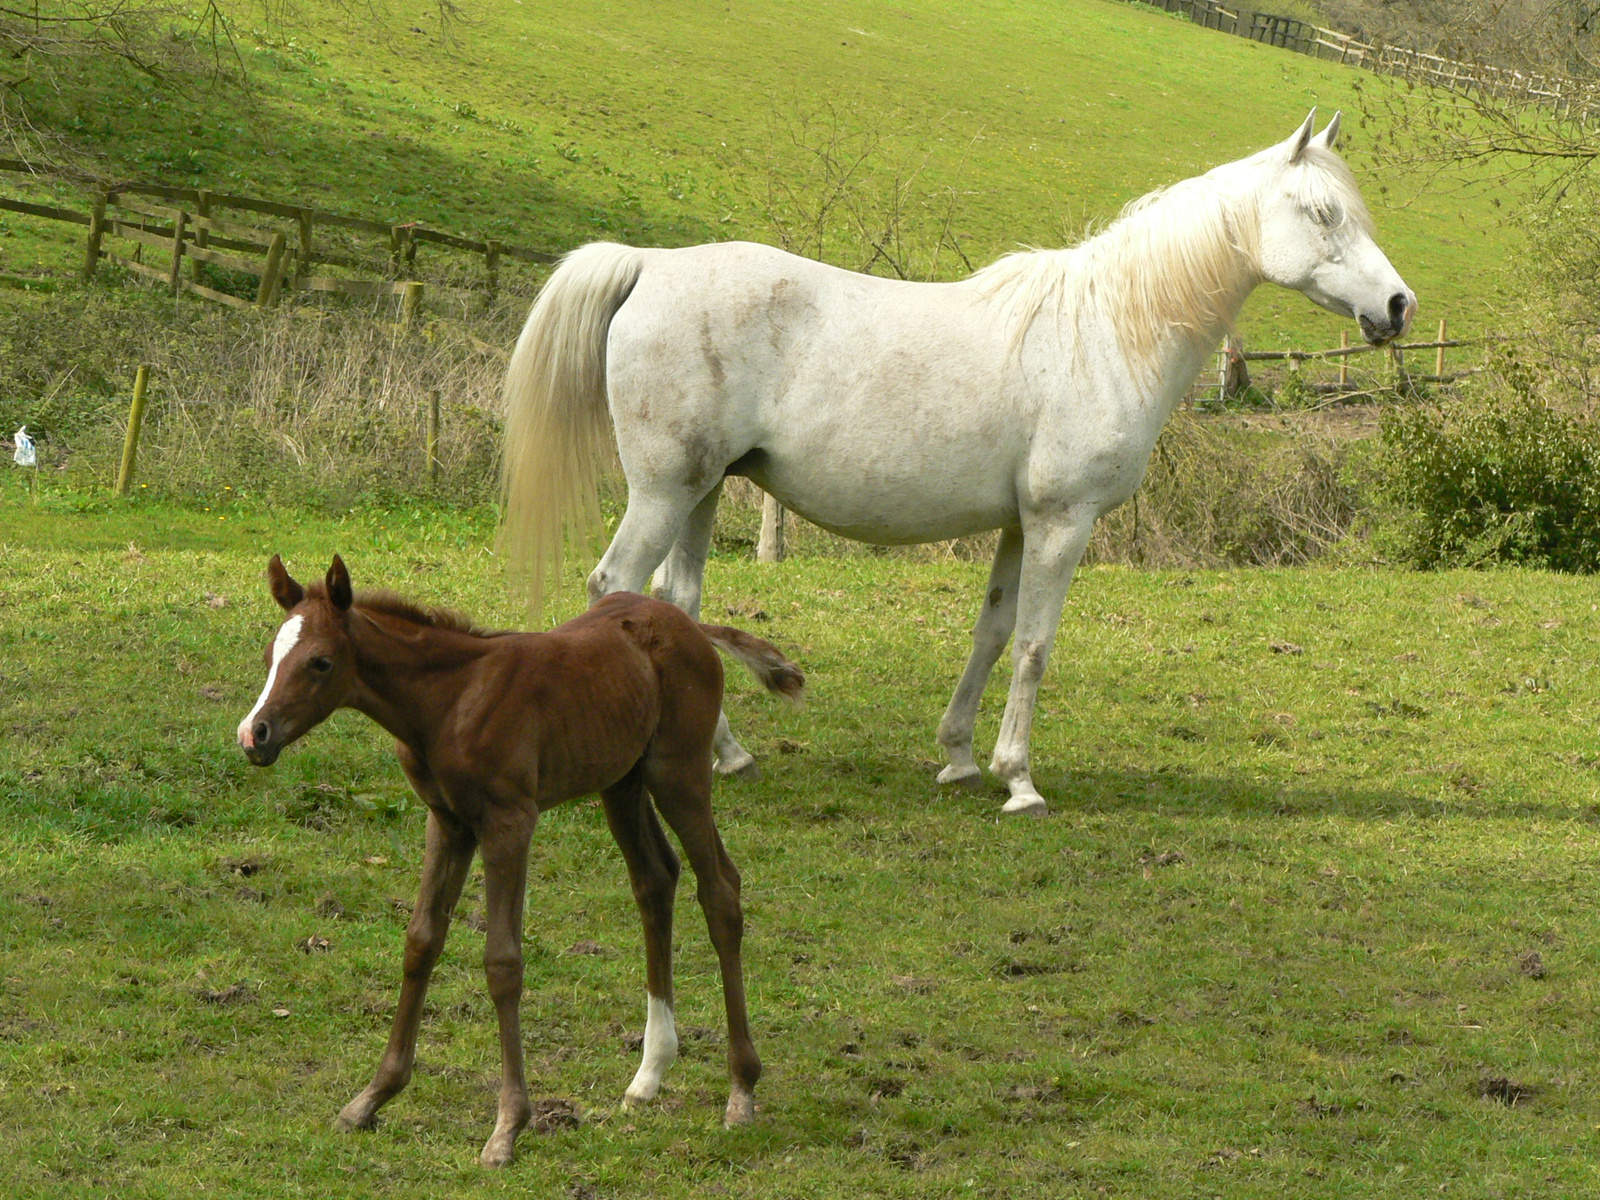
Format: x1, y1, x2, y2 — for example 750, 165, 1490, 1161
758, 492, 786, 562
426, 389, 441, 485
115, 365, 151, 496
1435, 318, 1447, 377
191, 191, 210, 283
401, 281, 425, 327
167, 210, 189, 295
82, 192, 107, 280
256, 232, 287, 306
1339, 329, 1349, 388
296, 209, 314, 284
485, 240, 501, 304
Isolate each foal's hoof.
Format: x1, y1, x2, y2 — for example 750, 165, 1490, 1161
715, 754, 761, 781
1000, 792, 1048, 818
333, 1104, 377, 1132
936, 763, 983, 789
723, 1087, 756, 1127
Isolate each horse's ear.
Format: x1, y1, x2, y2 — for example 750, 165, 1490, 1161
326, 555, 353, 612
1314, 111, 1341, 151
1286, 109, 1317, 162
267, 554, 304, 611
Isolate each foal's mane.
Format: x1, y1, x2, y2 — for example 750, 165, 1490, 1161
342, 586, 510, 638
972, 145, 1372, 379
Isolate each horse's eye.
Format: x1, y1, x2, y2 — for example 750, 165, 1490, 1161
310, 657, 332, 674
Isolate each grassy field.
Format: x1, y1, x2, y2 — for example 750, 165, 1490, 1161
4, 478, 1600, 1197
3, 0, 1518, 351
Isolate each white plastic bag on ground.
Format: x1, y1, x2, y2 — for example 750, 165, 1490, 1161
13, 425, 35, 468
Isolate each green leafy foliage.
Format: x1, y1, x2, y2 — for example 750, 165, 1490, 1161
1379, 370, 1600, 570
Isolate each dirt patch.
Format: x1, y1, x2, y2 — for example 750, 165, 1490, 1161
529, 1097, 582, 1132
197, 983, 253, 1006
1479, 1075, 1535, 1105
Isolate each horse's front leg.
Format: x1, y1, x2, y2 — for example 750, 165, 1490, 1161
477, 805, 537, 1168
937, 526, 1023, 787
988, 509, 1097, 816
336, 807, 476, 1130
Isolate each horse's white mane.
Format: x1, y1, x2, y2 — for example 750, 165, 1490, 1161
972, 145, 1373, 378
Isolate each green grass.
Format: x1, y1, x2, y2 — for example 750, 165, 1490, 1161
4, 480, 1600, 1197
3, 0, 1518, 351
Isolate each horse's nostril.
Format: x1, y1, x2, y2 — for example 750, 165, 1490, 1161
1388, 292, 1409, 325
253, 721, 271, 745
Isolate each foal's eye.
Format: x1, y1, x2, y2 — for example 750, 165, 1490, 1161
310, 657, 332, 674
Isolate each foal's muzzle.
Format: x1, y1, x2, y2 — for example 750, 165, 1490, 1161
239, 718, 282, 766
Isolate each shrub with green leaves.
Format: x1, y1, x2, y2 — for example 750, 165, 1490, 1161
1379, 388, 1600, 571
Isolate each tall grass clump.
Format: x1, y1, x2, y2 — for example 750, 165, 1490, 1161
1, 282, 514, 506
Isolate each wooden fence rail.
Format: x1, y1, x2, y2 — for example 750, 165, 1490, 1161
1214, 320, 1489, 399
1130, 1, 1600, 122
0, 158, 559, 312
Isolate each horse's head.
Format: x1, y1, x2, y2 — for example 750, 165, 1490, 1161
1248, 111, 1416, 346
237, 554, 356, 766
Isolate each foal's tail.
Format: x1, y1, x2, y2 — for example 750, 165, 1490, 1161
500, 242, 649, 611
699, 624, 806, 702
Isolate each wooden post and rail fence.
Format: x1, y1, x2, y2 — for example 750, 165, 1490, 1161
0, 158, 557, 316
1215, 319, 1485, 402
1131, 0, 1600, 122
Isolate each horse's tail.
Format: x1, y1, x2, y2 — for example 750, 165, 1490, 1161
699, 623, 806, 702
500, 242, 648, 611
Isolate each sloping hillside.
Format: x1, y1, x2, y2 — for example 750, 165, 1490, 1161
4, 0, 1516, 347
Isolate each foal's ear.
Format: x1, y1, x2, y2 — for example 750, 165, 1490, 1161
1286, 108, 1317, 162
267, 554, 305, 611
1313, 110, 1341, 151
326, 555, 353, 612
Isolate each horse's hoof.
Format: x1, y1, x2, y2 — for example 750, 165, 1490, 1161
622, 1085, 658, 1108
333, 1105, 377, 1132
716, 755, 761, 781
723, 1088, 756, 1127
1000, 793, 1048, 818
479, 1143, 514, 1169
936, 763, 983, 789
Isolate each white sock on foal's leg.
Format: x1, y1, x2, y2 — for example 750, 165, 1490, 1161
624, 993, 678, 1105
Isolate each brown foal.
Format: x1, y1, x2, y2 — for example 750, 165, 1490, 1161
236, 555, 802, 1166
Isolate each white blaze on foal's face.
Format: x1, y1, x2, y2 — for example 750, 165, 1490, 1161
238, 613, 305, 751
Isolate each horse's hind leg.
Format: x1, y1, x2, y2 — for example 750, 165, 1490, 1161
649, 483, 759, 778
644, 753, 761, 1126
937, 526, 1023, 788
651, 481, 720, 616
588, 483, 709, 605
600, 767, 684, 1107
336, 808, 475, 1132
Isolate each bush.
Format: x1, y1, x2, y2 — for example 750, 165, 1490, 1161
1378, 387, 1600, 571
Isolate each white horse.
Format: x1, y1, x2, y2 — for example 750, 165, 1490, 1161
500, 112, 1415, 816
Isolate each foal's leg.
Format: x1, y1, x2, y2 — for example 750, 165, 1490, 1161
336, 808, 476, 1131
988, 509, 1098, 817
600, 769, 684, 1106
646, 756, 761, 1126
477, 806, 537, 1168
936, 526, 1024, 787
649, 483, 759, 778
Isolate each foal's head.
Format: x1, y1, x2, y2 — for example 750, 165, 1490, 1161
238, 554, 356, 766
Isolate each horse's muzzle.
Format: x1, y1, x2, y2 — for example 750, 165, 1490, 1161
1359, 291, 1416, 346
239, 718, 281, 766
